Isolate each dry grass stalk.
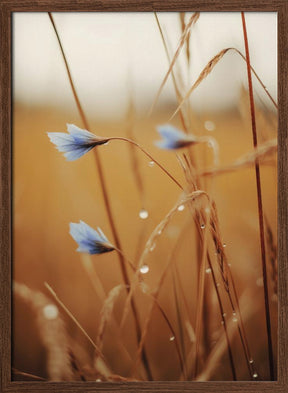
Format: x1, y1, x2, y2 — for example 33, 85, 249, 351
131, 221, 195, 379
179, 13, 191, 66
120, 191, 208, 329
209, 202, 254, 378
241, 12, 274, 379
125, 94, 146, 209
96, 284, 126, 350
170, 47, 277, 121
169, 48, 231, 120
193, 210, 210, 378
199, 138, 277, 178
44, 282, 108, 369
149, 12, 200, 116
154, 12, 191, 134
48, 13, 153, 379
13, 282, 73, 381
196, 290, 261, 381
81, 254, 134, 367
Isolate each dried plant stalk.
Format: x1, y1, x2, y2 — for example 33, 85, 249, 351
14, 282, 73, 381
149, 12, 200, 115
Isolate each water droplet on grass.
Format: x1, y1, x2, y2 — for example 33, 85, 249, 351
169, 336, 175, 341
140, 265, 149, 274
232, 317, 238, 323
150, 243, 156, 252
43, 304, 58, 320
249, 359, 254, 364
253, 373, 258, 379
148, 161, 155, 167
223, 243, 226, 248
200, 224, 205, 229
204, 120, 215, 131
205, 268, 211, 274
139, 209, 148, 219
178, 204, 185, 212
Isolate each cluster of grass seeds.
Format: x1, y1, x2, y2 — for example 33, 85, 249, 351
14, 12, 277, 382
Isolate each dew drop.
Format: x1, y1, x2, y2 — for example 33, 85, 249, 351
178, 204, 185, 212
253, 373, 258, 379
140, 265, 149, 274
157, 229, 162, 235
232, 311, 236, 316
103, 141, 110, 146
249, 359, 254, 364
222, 313, 226, 318
223, 243, 226, 248
139, 209, 149, 219
221, 320, 225, 325
205, 268, 211, 274
96, 378, 102, 382
150, 243, 156, 252
216, 283, 220, 287
169, 336, 175, 341
43, 304, 59, 320
148, 161, 155, 167
232, 317, 238, 323
200, 224, 205, 229
204, 120, 215, 132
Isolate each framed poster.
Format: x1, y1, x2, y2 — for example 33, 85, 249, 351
1, 1, 287, 392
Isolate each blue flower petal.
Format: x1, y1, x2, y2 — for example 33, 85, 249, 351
157, 124, 187, 142
155, 124, 198, 150
69, 221, 114, 255
67, 124, 98, 143
48, 124, 108, 161
64, 145, 95, 161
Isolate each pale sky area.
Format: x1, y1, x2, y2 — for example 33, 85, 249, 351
13, 12, 277, 119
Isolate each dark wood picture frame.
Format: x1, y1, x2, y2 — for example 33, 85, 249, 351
1, 1, 287, 392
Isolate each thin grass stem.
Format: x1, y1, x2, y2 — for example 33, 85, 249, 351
108, 137, 184, 190
241, 12, 274, 381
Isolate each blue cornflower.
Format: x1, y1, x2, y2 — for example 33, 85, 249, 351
47, 124, 109, 161
155, 124, 199, 149
69, 221, 114, 254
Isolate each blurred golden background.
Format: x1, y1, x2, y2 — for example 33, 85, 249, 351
12, 12, 277, 382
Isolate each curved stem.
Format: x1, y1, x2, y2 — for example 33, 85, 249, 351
114, 247, 137, 274
108, 137, 184, 190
